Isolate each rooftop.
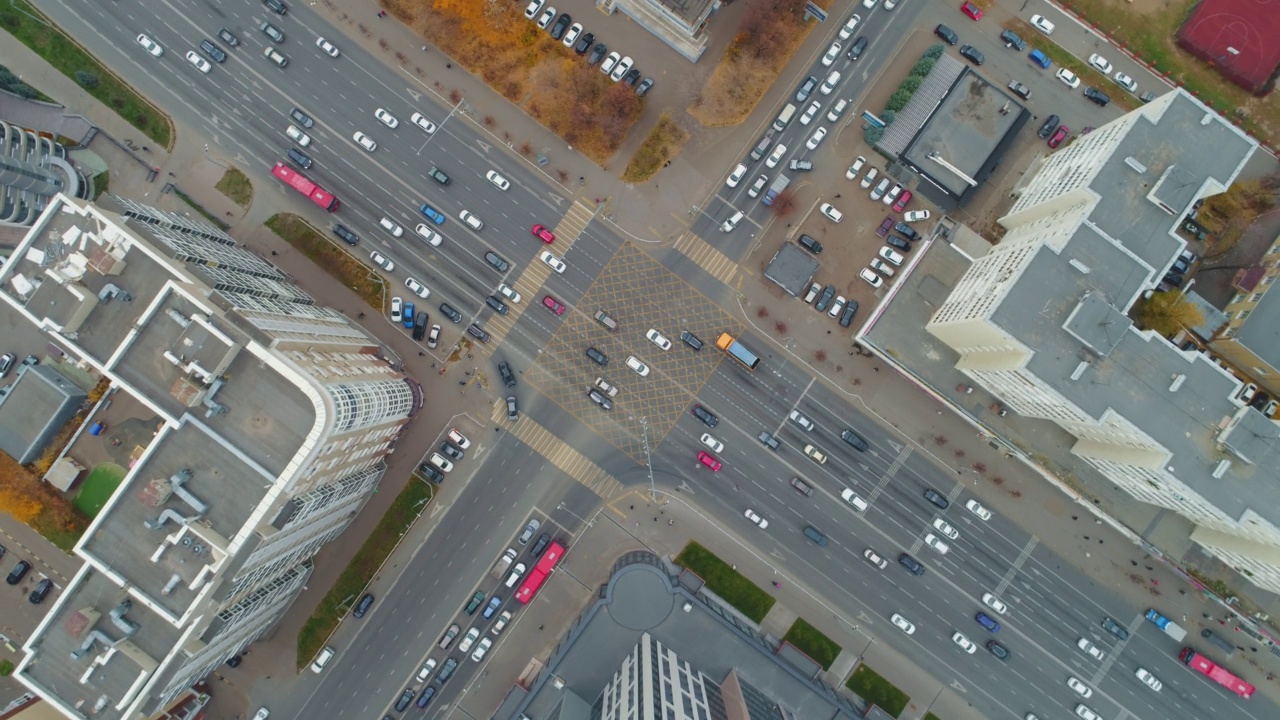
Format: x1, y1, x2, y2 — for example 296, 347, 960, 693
1230, 280, 1280, 372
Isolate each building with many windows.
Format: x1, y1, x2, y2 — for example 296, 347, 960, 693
1209, 232, 1280, 400
3, 194, 419, 719
922, 90, 1280, 594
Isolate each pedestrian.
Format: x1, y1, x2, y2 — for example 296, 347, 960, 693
873, 367, 879, 372
422, 46, 428, 51
446, 63, 452, 69
668, 519, 674, 526
357, 312, 365, 318
630, 505, 634, 510
271, 250, 278, 256
835, 194, 842, 198
538, 625, 544, 630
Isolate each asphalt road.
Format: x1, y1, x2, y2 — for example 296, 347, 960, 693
31, 1, 1271, 719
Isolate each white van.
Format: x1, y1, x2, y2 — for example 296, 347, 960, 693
720, 210, 744, 233
773, 103, 797, 131
310, 645, 335, 673
263, 46, 288, 67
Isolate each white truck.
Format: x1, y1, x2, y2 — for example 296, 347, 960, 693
490, 548, 517, 580
1144, 608, 1187, 641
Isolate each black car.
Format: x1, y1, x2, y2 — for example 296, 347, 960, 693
332, 224, 359, 246
416, 686, 436, 709
1101, 616, 1130, 640
260, 21, 284, 44
636, 77, 654, 97
923, 488, 950, 509
200, 39, 227, 63
287, 147, 312, 169
586, 43, 607, 66
550, 13, 571, 40
886, 235, 912, 252
217, 28, 240, 46
419, 463, 445, 483
485, 251, 509, 272
839, 300, 858, 328
680, 330, 703, 350
412, 311, 428, 340
847, 36, 868, 60
934, 24, 958, 45
815, 284, 836, 312
894, 222, 920, 242
7, 559, 31, 584
1084, 87, 1111, 106
898, 553, 925, 575
531, 533, 552, 557
264, 0, 287, 15
437, 657, 459, 684
441, 442, 464, 460
439, 302, 463, 324
394, 688, 415, 712
796, 75, 818, 103
353, 593, 375, 618
1037, 114, 1060, 139
486, 296, 509, 315
691, 404, 719, 428
1163, 272, 1183, 287
427, 166, 450, 185
498, 361, 516, 388
959, 45, 984, 65
506, 396, 519, 420
574, 32, 594, 55
585, 347, 608, 366
290, 107, 314, 129
797, 234, 823, 255
226, 655, 242, 668
28, 578, 52, 604
467, 324, 491, 343
588, 389, 613, 410
622, 68, 641, 86
986, 640, 1010, 661
999, 29, 1026, 51
841, 429, 868, 451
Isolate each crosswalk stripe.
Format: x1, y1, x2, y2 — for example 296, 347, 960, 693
495, 407, 621, 497
672, 231, 739, 285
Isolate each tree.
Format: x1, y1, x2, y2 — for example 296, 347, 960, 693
770, 189, 798, 217
1138, 291, 1204, 336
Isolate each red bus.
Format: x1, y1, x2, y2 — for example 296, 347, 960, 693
271, 162, 339, 211
1180, 648, 1254, 698
514, 541, 565, 604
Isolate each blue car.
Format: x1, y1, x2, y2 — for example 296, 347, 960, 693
1028, 48, 1050, 69
420, 203, 445, 225
975, 611, 1001, 633
402, 302, 415, 328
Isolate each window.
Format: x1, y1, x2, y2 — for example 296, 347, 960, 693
1252, 294, 1264, 303
1238, 310, 1251, 320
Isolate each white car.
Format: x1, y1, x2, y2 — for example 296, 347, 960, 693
415, 224, 443, 246
626, 356, 650, 376
819, 203, 843, 223
370, 251, 395, 272
806, 127, 827, 150
460, 210, 483, 231
820, 70, 840, 95
491, 610, 513, 635
952, 631, 977, 654
827, 296, 846, 318
390, 296, 403, 323
863, 548, 887, 569
287, 124, 311, 147
799, 101, 821, 126
870, 177, 890, 200
379, 217, 403, 237
932, 517, 959, 540
842, 488, 868, 512
1067, 677, 1093, 699
471, 637, 493, 662
1030, 14, 1055, 34
871, 256, 896, 277
882, 183, 902, 206
1113, 71, 1138, 92
788, 410, 815, 431
562, 23, 582, 47
498, 284, 522, 304
1088, 54, 1113, 74
540, 251, 566, 273
744, 509, 769, 529
486, 170, 511, 190
803, 444, 828, 464
252, 709, 269, 720
1077, 637, 1105, 660
537, 7, 556, 29
646, 329, 672, 350
879, 247, 904, 266
1056, 68, 1081, 89
1135, 667, 1163, 691
726, 163, 747, 188
316, 37, 340, 57
186, 51, 212, 73
427, 324, 440, 348
430, 453, 454, 473
458, 627, 480, 652
924, 533, 949, 554
982, 593, 1008, 614
610, 56, 634, 82
827, 99, 848, 122
859, 268, 883, 288
748, 175, 768, 198
965, 498, 992, 520
353, 132, 377, 152
862, 0, 878, 7
839, 14, 861, 40
1074, 705, 1098, 720
375, 108, 398, 128
846, 156, 866, 179
415, 658, 438, 682
524, 0, 544, 19
410, 112, 437, 134
860, 167, 879, 189
903, 209, 930, 223
137, 34, 163, 56
700, 433, 724, 452
448, 428, 471, 449
405, 277, 430, 299
766, 144, 787, 168
891, 613, 916, 635
821, 41, 842, 67
600, 51, 621, 75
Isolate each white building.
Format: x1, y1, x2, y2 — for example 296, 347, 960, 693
924, 90, 1280, 593
4, 194, 419, 719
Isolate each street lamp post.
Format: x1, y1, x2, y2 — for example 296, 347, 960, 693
639, 416, 657, 502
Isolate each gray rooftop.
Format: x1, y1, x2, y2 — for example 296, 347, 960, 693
763, 242, 820, 297
1231, 280, 1280, 371
0, 364, 87, 463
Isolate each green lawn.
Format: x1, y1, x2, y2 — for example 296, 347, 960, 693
846, 664, 910, 718
924, 714, 942, 720
674, 541, 775, 623
73, 463, 127, 518
782, 617, 842, 670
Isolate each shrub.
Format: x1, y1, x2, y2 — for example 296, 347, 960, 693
886, 89, 913, 112
75, 70, 97, 89
880, 110, 897, 126
864, 126, 884, 145
909, 58, 934, 77
924, 43, 946, 60
900, 76, 922, 94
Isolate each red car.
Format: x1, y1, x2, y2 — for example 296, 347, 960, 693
531, 223, 555, 244
697, 451, 721, 471
892, 190, 913, 213
542, 295, 565, 315
1048, 125, 1070, 148
960, 1, 982, 20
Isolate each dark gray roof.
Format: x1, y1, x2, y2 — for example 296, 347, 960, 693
0, 365, 87, 463
1230, 280, 1280, 371
763, 242, 819, 297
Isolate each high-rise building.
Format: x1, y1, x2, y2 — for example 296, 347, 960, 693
3, 193, 419, 719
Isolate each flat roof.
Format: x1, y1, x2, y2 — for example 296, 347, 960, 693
763, 243, 819, 297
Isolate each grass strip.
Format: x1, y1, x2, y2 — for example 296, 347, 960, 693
215, 167, 254, 208
623, 114, 689, 184
846, 663, 910, 717
1005, 20, 1137, 114
0, 0, 171, 146
782, 617, 841, 670
296, 478, 434, 669
674, 541, 775, 623
265, 214, 385, 310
